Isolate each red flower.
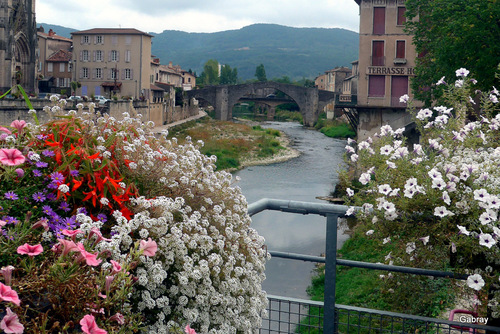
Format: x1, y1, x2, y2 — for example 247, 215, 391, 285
17, 243, 43, 257
0, 149, 25, 166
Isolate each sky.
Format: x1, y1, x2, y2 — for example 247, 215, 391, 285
36, 0, 360, 34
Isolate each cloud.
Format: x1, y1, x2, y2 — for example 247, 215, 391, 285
36, 0, 359, 33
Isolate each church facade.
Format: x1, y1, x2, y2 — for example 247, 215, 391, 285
0, 0, 37, 94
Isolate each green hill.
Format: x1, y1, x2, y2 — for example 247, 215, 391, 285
37, 23, 358, 81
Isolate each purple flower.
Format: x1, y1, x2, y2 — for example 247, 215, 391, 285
49, 172, 65, 184
32, 169, 42, 177
46, 193, 57, 201
15, 168, 24, 178
96, 213, 107, 223
32, 192, 46, 203
49, 213, 62, 225
36, 134, 48, 140
61, 217, 77, 229
42, 150, 55, 157
35, 161, 48, 168
69, 170, 80, 177
77, 207, 88, 215
4, 192, 18, 200
47, 182, 58, 189
2, 216, 19, 225
42, 205, 55, 216
59, 202, 71, 212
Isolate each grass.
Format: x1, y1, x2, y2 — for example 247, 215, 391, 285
314, 115, 356, 139
296, 228, 456, 334
167, 117, 284, 170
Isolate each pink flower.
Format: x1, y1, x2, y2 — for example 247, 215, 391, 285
139, 238, 157, 257
109, 313, 125, 325
62, 229, 83, 241
0, 149, 26, 166
0, 307, 24, 333
0, 266, 15, 286
32, 218, 49, 231
76, 243, 102, 267
110, 260, 122, 274
89, 227, 111, 243
0, 126, 12, 135
14, 168, 24, 178
79, 314, 107, 334
10, 120, 26, 132
17, 243, 43, 257
185, 325, 197, 334
0, 283, 21, 306
57, 239, 79, 256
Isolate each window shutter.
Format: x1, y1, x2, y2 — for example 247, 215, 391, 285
122, 70, 125, 80
79, 68, 83, 79
92, 68, 95, 79
131, 69, 134, 80
373, 7, 386, 35
117, 51, 120, 62
372, 41, 384, 66
368, 75, 385, 97
396, 41, 406, 59
94, 35, 97, 44
80, 36, 84, 44
79, 51, 83, 61
108, 51, 112, 62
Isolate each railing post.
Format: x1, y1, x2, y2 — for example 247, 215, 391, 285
323, 213, 338, 333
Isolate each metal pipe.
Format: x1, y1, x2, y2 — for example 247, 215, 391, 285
323, 213, 339, 334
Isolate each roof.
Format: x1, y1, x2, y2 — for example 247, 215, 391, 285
71, 28, 153, 37
37, 31, 72, 42
47, 49, 72, 62
354, 0, 360, 5
150, 84, 165, 91
154, 82, 175, 91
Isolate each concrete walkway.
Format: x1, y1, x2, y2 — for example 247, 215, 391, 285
151, 109, 207, 133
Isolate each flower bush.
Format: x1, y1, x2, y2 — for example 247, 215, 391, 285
0, 99, 268, 333
340, 69, 500, 317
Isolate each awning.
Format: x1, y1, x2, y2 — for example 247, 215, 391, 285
101, 82, 122, 88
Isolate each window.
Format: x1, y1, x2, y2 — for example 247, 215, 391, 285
124, 68, 132, 79
82, 35, 90, 44
125, 36, 132, 45
125, 50, 131, 63
373, 7, 386, 35
368, 75, 385, 97
59, 63, 65, 72
391, 76, 409, 106
397, 7, 406, 26
111, 50, 118, 62
111, 35, 118, 45
82, 50, 89, 62
372, 40, 385, 66
82, 67, 89, 79
96, 35, 103, 44
59, 78, 65, 87
396, 40, 406, 59
47, 63, 53, 72
95, 50, 103, 62
95, 68, 102, 79
111, 68, 118, 80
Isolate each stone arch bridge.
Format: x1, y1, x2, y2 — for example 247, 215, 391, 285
186, 82, 337, 126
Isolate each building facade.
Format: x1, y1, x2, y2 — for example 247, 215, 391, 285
353, 0, 423, 141
36, 27, 72, 94
71, 28, 153, 99
0, 0, 37, 93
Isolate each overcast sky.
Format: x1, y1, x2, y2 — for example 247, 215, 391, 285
37, 0, 360, 34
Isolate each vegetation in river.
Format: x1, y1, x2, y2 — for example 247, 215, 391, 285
314, 114, 356, 139
167, 117, 285, 170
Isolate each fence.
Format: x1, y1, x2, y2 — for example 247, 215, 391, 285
248, 198, 500, 334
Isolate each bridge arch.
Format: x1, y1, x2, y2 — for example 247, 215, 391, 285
187, 82, 335, 126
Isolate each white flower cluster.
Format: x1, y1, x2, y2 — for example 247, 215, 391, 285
343, 71, 500, 305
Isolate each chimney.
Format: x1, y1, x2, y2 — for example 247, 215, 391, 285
48, 29, 55, 36
168, 61, 173, 68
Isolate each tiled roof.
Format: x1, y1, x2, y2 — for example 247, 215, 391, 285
71, 28, 153, 37
37, 31, 72, 42
47, 49, 72, 62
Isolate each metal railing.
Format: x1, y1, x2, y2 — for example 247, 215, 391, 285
249, 198, 500, 334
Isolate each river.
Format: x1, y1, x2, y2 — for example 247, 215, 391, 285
232, 121, 348, 299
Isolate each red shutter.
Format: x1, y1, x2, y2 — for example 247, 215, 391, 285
391, 76, 409, 106
397, 7, 406, 26
373, 7, 386, 34
396, 41, 406, 59
372, 41, 385, 66
368, 75, 385, 97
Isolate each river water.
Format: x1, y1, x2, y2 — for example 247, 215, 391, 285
232, 121, 348, 299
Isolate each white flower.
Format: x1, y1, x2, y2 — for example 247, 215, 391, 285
378, 184, 392, 196
436, 76, 446, 85
350, 154, 358, 162
442, 191, 451, 205
100, 197, 110, 206
380, 145, 394, 156
406, 242, 416, 254
346, 188, 354, 197
366, 230, 374, 236
455, 68, 470, 77
434, 206, 454, 218
359, 173, 371, 185
479, 233, 496, 249
467, 274, 485, 291
455, 79, 464, 88
399, 94, 409, 103
58, 184, 70, 193
345, 206, 356, 216
419, 236, 430, 245
383, 237, 391, 244
416, 108, 433, 120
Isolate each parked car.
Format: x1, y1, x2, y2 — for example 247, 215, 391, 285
94, 95, 109, 106
67, 95, 82, 101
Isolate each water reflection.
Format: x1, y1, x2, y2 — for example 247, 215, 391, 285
233, 122, 347, 299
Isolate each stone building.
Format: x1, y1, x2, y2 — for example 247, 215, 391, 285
0, 0, 37, 94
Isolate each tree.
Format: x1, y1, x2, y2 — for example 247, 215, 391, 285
219, 64, 238, 85
70, 81, 81, 96
405, 0, 500, 105
199, 59, 220, 85
255, 64, 267, 82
